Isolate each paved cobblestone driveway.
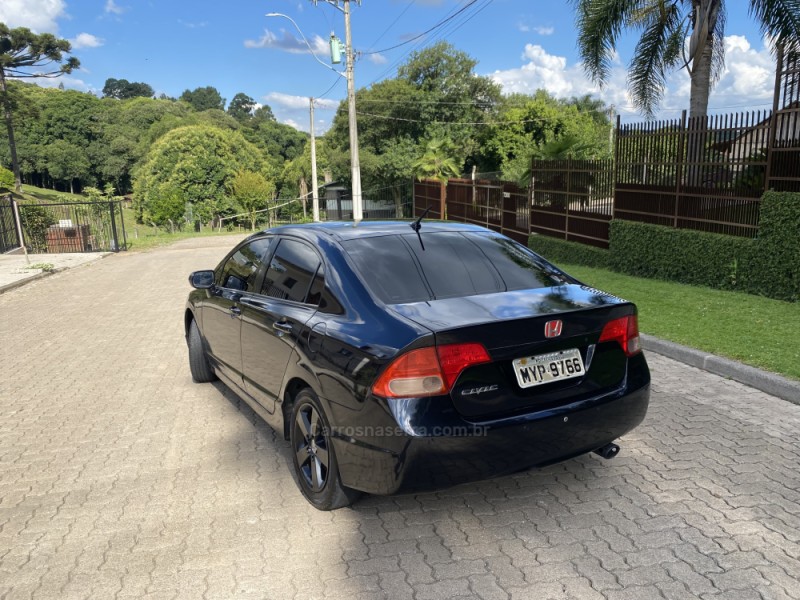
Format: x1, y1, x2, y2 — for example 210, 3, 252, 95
2, 235, 800, 600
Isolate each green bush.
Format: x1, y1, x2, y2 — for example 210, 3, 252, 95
747, 191, 800, 302
0, 166, 14, 191
19, 203, 57, 253
528, 234, 611, 269
609, 220, 755, 290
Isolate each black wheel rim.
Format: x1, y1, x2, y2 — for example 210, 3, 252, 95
293, 404, 330, 492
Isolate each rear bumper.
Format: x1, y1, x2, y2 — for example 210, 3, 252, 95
333, 378, 650, 495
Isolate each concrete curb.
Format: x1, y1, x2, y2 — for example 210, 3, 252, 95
0, 253, 113, 296
0, 268, 62, 295
642, 333, 800, 405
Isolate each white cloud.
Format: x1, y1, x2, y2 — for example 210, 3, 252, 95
31, 75, 96, 94
0, 0, 65, 33
262, 92, 339, 133
105, 0, 125, 15
489, 34, 777, 120
264, 92, 338, 110
70, 33, 104, 49
244, 29, 328, 56
368, 53, 388, 65
533, 26, 555, 36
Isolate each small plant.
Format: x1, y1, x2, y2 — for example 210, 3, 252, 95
26, 262, 55, 272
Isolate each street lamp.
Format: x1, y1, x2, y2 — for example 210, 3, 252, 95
266, 8, 363, 222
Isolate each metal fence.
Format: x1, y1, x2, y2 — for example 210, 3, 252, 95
615, 111, 773, 237
18, 200, 127, 253
531, 160, 613, 248
1, 195, 21, 253
413, 178, 530, 245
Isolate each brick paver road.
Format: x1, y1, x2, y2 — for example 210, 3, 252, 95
2, 235, 800, 600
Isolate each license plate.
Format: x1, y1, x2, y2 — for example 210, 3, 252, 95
512, 348, 585, 389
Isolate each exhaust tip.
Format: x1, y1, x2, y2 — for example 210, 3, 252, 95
593, 442, 620, 460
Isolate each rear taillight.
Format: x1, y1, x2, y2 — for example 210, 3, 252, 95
599, 315, 641, 357
372, 343, 491, 398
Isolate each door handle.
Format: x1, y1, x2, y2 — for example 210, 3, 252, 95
228, 306, 241, 317
273, 321, 293, 333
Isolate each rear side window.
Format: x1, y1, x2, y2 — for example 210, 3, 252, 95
343, 231, 564, 304
465, 233, 565, 291
262, 238, 321, 303
219, 238, 272, 292
343, 235, 430, 303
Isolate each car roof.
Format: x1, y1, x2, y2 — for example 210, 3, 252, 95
256, 220, 494, 242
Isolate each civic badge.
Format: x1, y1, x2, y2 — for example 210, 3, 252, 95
544, 320, 563, 338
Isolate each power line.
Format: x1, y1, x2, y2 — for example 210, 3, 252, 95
367, 1, 482, 85
364, 1, 416, 53
362, 0, 478, 55
355, 110, 541, 126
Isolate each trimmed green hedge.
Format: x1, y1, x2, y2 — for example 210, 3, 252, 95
528, 191, 799, 302
609, 221, 755, 290
747, 191, 800, 302
527, 235, 611, 269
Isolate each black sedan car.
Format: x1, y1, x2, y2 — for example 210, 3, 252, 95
185, 221, 650, 510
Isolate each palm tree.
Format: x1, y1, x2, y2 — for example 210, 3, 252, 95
412, 137, 461, 218
571, 0, 800, 119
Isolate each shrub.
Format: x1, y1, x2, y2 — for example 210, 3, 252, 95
0, 166, 14, 191
609, 220, 755, 290
747, 191, 800, 302
528, 234, 611, 269
19, 204, 57, 253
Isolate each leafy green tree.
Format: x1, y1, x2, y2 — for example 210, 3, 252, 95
144, 186, 186, 230
102, 78, 154, 99
253, 104, 275, 123
227, 93, 257, 122
134, 124, 264, 225
46, 139, 90, 193
0, 23, 79, 191
571, 0, 800, 118
230, 170, 275, 230
413, 137, 461, 217
180, 86, 225, 112
0, 165, 13, 190
481, 91, 610, 182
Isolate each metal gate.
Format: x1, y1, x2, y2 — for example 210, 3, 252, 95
17, 200, 127, 253
1, 195, 21, 253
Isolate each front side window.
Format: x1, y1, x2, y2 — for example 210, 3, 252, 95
219, 238, 272, 292
262, 238, 321, 303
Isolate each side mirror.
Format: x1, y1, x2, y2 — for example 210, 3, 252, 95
189, 270, 215, 289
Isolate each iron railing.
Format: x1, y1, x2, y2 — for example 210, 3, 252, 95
0, 195, 21, 253
17, 200, 127, 253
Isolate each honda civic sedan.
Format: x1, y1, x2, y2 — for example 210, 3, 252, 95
185, 221, 650, 510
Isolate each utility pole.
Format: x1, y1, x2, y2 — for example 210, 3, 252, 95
342, 0, 362, 221
309, 97, 320, 222
308, 0, 361, 221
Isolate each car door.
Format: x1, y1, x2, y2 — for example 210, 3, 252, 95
201, 237, 273, 387
240, 237, 322, 413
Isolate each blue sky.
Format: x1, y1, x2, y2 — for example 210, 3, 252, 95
1, 0, 778, 133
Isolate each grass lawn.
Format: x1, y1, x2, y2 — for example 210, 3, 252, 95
559, 263, 800, 381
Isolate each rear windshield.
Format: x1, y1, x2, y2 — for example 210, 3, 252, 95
342, 231, 565, 304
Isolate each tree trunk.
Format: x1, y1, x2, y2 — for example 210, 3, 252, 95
70, 179, 74, 194
439, 181, 446, 219
251, 214, 257, 231
299, 177, 308, 219
392, 188, 403, 218
0, 69, 23, 193
686, 1, 718, 186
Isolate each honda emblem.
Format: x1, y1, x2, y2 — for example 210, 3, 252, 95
544, 320, 563, 338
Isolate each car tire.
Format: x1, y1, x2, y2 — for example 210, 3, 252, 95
290, 389, 361, 510
188, 319, 217, 383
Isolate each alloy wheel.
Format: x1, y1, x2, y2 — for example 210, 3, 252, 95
293, 404, 330, 492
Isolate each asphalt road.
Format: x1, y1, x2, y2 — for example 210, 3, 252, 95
1, 235, 799, 600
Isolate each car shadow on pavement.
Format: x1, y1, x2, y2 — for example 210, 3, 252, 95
205, 381, 653, 599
